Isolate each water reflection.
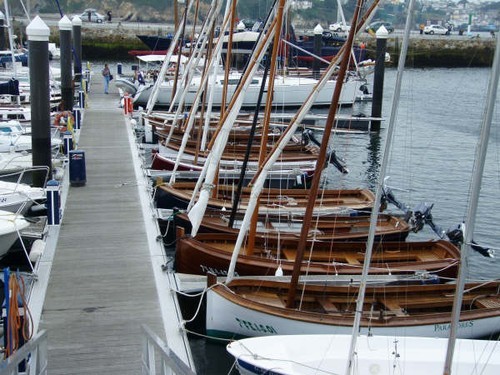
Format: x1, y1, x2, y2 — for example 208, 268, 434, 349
365, 131, 382, 191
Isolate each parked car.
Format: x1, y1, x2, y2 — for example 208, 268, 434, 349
76, 9, 106, 23
328, 22, 351, 33
423, 24, 450, 35
366, 21, 394, 33
471, 24, 498, 33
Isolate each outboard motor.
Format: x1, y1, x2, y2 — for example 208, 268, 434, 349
302, 129, 348, 173
412, 202, 435, 233
301, 128, 317, 146
446, 225, 463, 246
445, 224, 494, 258
381, 186, 410, 213
327, 150, 348, 174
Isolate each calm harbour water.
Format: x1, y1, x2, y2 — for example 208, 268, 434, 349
176, 66, 500, 374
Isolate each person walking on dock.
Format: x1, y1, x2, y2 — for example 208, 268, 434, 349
102, 63, 111, 94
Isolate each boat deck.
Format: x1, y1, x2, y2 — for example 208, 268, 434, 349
30, 76, 194, 373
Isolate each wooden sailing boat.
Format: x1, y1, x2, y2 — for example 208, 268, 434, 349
155, 181, 375, 216
160, 2, 388, 241
175, 226, 459, 277
222, 2, 500, 374
149, 125, 321, 173
207, 273, 500, 339
202, 0, 500, 342
442, 21, 500, 375
173, 210, 411, 241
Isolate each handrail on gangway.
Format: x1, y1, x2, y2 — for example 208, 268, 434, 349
0, 330, 48, 375
142, 324, 196, 375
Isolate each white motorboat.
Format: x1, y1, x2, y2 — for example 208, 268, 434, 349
0, 151, 32, 171
133, 72, 366, 108
0, 180, 45, 215
0, 133, 62, 153
0, 119, 30, 135
0, 209, 30, 258
0, 105, 31, 123
115, 54, 196, 97
114, 76, 140, 96
227, 334, 500, 375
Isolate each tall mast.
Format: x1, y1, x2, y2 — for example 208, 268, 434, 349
443, 30, 500, 375
3, 0, 17, 78
174, 0, 179, 29
220, 0, 238, 115
247, 0, 287, 255
344, 0, 416, 373
187, 11, 281, 235
225, 0, 382, 283
285, 0, 363, 308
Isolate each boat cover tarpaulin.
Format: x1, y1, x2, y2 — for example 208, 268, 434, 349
0, 79, 19, 95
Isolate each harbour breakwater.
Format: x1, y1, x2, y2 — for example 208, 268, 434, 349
38, 21, 497, 67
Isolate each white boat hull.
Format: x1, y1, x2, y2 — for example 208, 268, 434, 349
114, 77, 139, 96
0, 210, 30, 258
0, 134, 62, 153
0, 181, 45, 214
134, 74, 364, 108
206, 287, 500, 339
227, 334, 500, 375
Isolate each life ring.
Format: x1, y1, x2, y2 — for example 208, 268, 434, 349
54, 111, 75, 126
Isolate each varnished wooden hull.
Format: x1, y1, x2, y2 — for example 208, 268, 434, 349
206, 276, 500, 339
175, 228, 458, 279
174, 211, 410, 242
155, 182, 375, 215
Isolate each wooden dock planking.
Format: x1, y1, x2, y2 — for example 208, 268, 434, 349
35, 79, 192, 374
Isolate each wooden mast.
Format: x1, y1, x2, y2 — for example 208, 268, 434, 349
220, 0, 238, 115
205, 17, 279, 150
247, 0, 287, 256
174, 0, 179, 30
285, 0, 363, 309
225, 1, 381, 283
170, 0, 190, 106
186, 14, 281, 234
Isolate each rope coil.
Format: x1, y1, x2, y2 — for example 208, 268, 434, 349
4, 273, 34, 358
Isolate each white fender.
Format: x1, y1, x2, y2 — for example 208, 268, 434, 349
29, 239, 46, 264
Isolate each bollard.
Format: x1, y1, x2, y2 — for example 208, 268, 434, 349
312, 24, 323, 79
27, 16, 51, 188
83, 69, 91, 91
370, 27, 388, 132
73, 106, 82, 130
63, 130, 73, 156
81, 79, 88, 95
46, 179, 61, 225
72, 16, 82, 83
59, 16, 73, 110
78, 90, 85, 108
